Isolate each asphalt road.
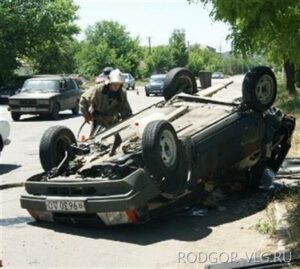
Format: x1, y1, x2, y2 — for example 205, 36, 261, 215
0, 76, 276, 268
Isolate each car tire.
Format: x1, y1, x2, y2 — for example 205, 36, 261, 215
146, 92, 149, 97
72, 102, 79, 115
242, 66, 277, 112
163, 67, 197, 101
39, 126, 76, 171
142, 120, 179, 179
11, 112, 21, 121
51, 103, 60, 120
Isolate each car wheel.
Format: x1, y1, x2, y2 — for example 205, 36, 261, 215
39, 126, 76, 171
163, 68, 197, 101
146, 92, 149, 97
142, 120, 179, 179
242, 66, 277, 112
11, 112, 21, 121
51, 103, 60, 120
72, 102, 79, 115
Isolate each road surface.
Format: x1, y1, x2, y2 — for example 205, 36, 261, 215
0, 76, 276, 268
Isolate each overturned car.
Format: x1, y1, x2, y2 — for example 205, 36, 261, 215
20, 66, 296, 225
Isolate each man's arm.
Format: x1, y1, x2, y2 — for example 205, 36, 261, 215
119, 89, 132, 120
79, 86, 101, 123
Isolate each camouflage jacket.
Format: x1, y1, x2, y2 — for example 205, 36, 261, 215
79, 84, 132, 127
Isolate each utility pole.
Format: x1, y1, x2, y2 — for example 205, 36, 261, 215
147, 36, 152, 54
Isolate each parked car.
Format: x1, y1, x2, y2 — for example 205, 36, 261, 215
0, 118, 10, 155
212, 71, 225, 79
8, 75, 81, 121
20, 66, 295, 226
0, 76, 32, 103
145, 74, 166, 96
123, 73, 135, 90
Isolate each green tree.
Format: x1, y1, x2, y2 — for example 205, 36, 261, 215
76, 20, 142, 77
187, 46, 221, 75
0, 0, 79, 82
145, 45, 174, 75
169, 29, 188, 67
189, 0, 300, 93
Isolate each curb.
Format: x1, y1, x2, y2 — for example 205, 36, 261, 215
274, 201, 290, 252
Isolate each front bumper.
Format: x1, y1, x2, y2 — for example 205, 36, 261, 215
20, 169, 161, 222
9, 106, 51, 113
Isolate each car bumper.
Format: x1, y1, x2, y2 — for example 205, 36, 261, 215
8, 106, 51, 113
20, 169, 161, 225
147, 88, 163, 94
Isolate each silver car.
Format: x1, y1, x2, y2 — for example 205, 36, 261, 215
123, 73, 135, 90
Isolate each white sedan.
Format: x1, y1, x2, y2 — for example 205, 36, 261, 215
0, 118, 10, 154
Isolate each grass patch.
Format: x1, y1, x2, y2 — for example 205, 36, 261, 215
255, 203, 277, 237
285, 187, 300, 253
275, 79, 300, 114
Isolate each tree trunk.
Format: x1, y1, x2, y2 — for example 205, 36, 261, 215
283, 59, 296, 94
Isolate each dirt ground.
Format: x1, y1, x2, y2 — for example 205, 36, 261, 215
288, 113, 300, 157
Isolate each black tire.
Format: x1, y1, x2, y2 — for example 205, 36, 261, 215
146, 91, 149, 97
39, 126, 76, 171
163, 67, 197, 101
11, 112, 20, 121
142, 120, 179, 179
51, 103, 60, 120
242, 66, 277, 112
72, 101, 79, 115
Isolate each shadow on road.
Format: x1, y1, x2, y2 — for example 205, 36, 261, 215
0, 164, 21, 175
28, 191, 269, 245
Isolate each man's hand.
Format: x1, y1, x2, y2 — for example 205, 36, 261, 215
83, 112, 93, 124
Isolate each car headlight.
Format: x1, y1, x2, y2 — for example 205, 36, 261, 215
9, 99, 19, 105
38, 100, 50, 105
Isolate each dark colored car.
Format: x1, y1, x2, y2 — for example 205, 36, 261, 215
8, 75, 81, 121
0, 76, 32, 103
145, 74, 166, 96
95, 67, 114, 84
20, 66, 295, 226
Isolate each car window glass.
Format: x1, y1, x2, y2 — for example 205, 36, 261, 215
22, 80, 59, 93
68, 79, 77, 90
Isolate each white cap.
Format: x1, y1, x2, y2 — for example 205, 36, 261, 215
106, 69, 124, 84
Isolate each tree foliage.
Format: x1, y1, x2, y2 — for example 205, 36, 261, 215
169, 29, 188, 67
76, 20, 142, 78
189, 0, 300, 93
0, 0, 79, 83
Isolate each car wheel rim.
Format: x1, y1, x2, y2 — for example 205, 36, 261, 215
159, 130, 177, 167
177, 76, 193, 94
255, 75, 274, 105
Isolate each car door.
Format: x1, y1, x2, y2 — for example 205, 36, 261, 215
58, 79, 70, 110
193, 111, 265, 178
67, 79, 80, 108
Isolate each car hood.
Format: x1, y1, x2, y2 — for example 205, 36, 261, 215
9, 92, 60, 100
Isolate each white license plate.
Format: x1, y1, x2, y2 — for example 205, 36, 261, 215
20, 107, 36, 112
45, 199, 86, 212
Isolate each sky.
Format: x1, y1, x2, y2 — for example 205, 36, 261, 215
74, 0, 232, 52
